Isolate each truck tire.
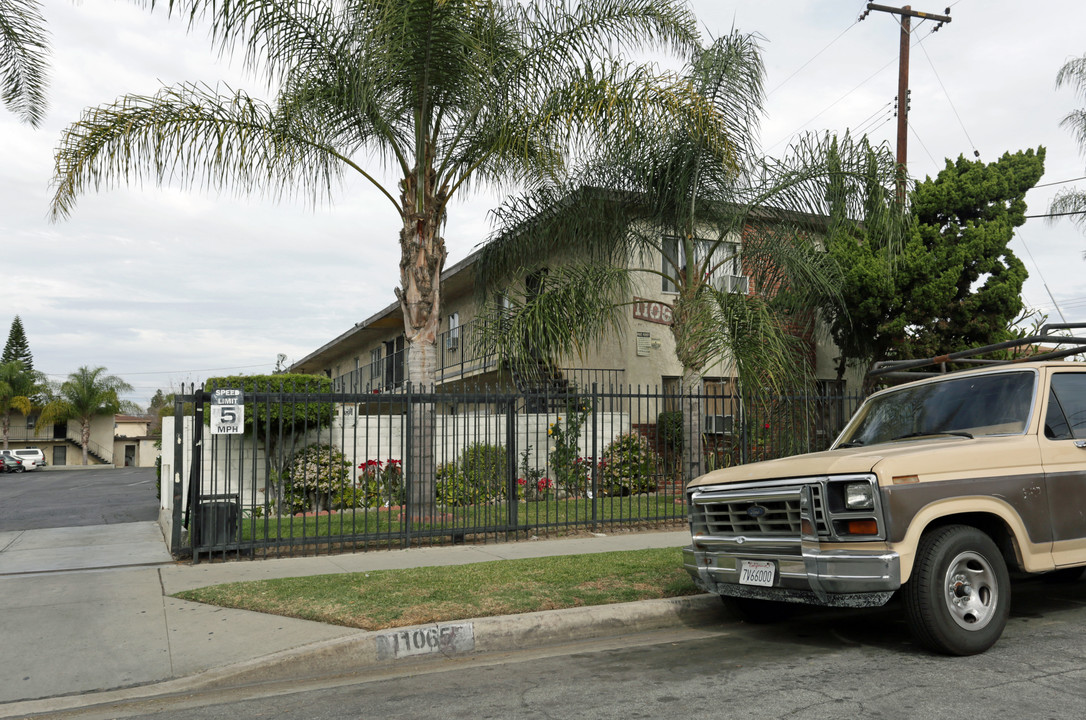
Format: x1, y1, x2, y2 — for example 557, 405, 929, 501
903, 524, 1010, 655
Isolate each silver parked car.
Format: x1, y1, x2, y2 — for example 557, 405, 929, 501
0, 448, 45, 471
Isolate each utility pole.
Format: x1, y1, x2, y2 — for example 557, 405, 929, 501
860, 3, 951, 200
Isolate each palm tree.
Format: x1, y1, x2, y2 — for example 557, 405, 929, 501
0, 360, 35, 449
50, 0, 728, 516
475, 32, 903, 480
36, 366, 136, 466
1051, 53, 1086, 237
0, 0, 50, 126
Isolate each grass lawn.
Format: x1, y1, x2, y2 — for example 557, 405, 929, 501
174, 547, 699, 630
239, 495, 686, 542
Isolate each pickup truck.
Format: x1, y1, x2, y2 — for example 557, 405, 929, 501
683, 339, 1086, 655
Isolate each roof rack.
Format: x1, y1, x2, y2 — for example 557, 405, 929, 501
868, 323, 1086, 382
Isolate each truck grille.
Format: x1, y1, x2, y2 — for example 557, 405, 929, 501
690, 484, 828, 537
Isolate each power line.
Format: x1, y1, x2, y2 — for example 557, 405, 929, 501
916, 30, 979, 159
1033, 175, 1086, 189
1013, 229, 1068, 323
765, 10, 948, 155
1024, 209, 1086, 219
852, 100, 894, 135
908, 121, 939, 168
766, 18, 861, 97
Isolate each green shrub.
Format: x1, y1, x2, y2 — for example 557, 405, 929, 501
283, 444, 353, 513
599, 432, 660, 495
657, 411, 684, 454
437, 442, 508, 506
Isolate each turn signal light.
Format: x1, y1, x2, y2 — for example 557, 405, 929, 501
846, 519, 879, 535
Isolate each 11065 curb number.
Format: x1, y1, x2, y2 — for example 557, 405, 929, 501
376, 623, 476, 660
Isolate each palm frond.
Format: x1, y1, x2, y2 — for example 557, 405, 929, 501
0, 0, 49, 126
50, 82, 348, 220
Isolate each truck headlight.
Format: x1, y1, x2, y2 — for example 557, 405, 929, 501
844, 482, 875, 510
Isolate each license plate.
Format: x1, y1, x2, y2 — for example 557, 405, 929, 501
739, 560, 775, 587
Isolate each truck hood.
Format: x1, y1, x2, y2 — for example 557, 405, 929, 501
687, 435, 1037, 489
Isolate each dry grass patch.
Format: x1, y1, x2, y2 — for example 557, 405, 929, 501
174, 547, 698, 630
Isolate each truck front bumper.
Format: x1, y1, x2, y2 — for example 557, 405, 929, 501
683, 541, 901, 608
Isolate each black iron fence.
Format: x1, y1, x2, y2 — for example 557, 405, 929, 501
169, 383, 865, 562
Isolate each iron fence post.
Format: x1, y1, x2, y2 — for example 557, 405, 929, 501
506, 397, 518, 537
189, 386, 205, 564
591, 384, 598, 526
404, 382, 413, 549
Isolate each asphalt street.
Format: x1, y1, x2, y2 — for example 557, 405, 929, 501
28, 577, 1086, 720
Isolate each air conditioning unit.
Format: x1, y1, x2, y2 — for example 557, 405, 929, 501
704, 414, 734, 435
718, 274, 750, 294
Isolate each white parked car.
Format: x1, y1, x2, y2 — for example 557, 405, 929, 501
0, 448, 46, 470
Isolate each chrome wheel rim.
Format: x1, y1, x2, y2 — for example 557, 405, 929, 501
943, 550, 999, 630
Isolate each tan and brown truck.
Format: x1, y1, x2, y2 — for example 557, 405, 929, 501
684, 353, 1086, 655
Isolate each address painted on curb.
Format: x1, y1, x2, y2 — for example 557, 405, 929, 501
376, 623, 475, 661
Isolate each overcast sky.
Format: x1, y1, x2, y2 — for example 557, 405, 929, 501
3, 0, 1085, 408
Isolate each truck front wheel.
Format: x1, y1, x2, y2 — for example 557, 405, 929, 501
903, 525, 1010, 655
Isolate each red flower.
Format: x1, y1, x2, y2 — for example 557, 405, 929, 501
517, 478, 527, 485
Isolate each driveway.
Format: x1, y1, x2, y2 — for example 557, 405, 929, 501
0, 467, 160, 532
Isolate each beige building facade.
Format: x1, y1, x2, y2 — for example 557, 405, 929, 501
290, 228, 854, 399
0, 413, 159, 467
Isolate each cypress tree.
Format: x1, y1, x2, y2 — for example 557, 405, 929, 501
2, 316, 33, 371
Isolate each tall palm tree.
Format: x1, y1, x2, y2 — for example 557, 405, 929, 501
0, 0, 49, 126
0, 360, 35, 449
36, 366, 136, 466
1051, 53, 1086, 239
476, 32, 904, 480
50, 0, 727, 516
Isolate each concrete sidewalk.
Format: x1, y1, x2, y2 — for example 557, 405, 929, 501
0, 522, 712, 717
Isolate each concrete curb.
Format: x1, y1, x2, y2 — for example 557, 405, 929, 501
0, 594, 722, 718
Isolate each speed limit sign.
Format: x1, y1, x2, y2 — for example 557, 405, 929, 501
210, 389, 245, 435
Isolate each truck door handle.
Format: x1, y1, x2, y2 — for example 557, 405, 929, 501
1075, 440, 1086, 449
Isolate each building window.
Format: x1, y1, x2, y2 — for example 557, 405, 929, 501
662, 375, 682, 412
661, 234, 744, 294
385, 337, 405, 389
370, 348, 383, 391
446, 312, 460, 350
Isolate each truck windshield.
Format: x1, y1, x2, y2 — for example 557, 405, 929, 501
837, 371, 1035, 448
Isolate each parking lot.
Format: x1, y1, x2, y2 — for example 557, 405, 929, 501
0, 466, 159, 531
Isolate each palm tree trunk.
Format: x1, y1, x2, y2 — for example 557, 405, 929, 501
396, 167, 448, 522
680, 366, 704, 484
671, 289, 707, 484
81, 419, 91, 465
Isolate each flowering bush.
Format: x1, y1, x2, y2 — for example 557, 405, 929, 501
517, 474, 555, 501
599, 432, 660, 495
548, 395, 591, 496
516, 445, 553, 501
349, 458, 405, 508
283, 444, 353, 513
